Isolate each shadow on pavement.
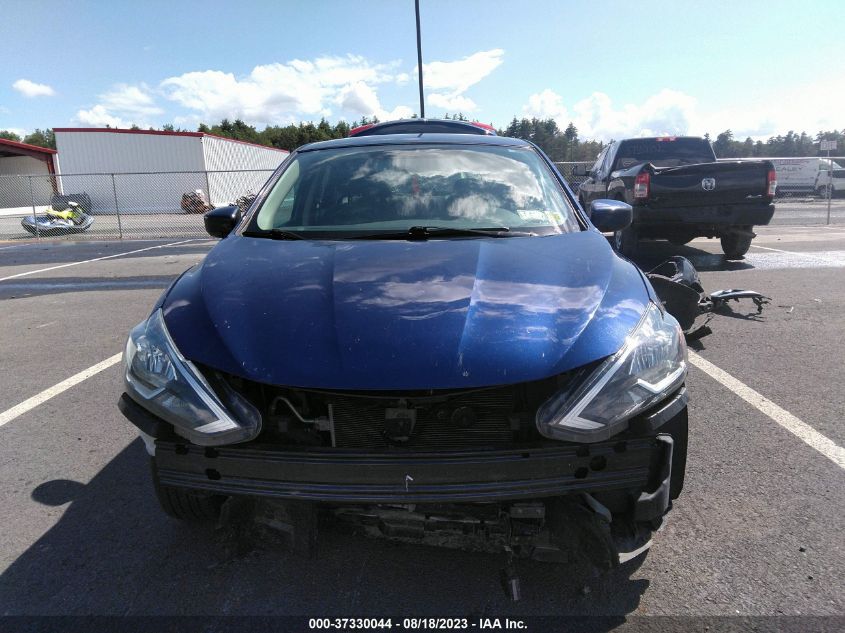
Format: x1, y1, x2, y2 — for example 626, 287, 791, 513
0, 440, 649, 619
0, 241, 213, 268
0, 276, 174, 300
626, 240, 755, 273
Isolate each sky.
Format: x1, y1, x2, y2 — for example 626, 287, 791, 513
1, 0, 843, 142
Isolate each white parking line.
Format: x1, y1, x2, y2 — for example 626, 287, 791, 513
750, 243, 843, 266
0, 239, 201, 282
0, 353, 123, 430
688, 351, 845, 469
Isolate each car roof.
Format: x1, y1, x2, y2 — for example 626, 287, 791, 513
299, 133, 530, 153
618, 136, 706, 142
349, 119, 496, 137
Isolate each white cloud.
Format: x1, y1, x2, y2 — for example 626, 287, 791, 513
523, 89, 568, 120
12, 79, 55, 98
524, 78, 845, 143
522, 88, 699, 141
76, 105, 126, 128
2, 127, 27, 139
76, 83, 163, 128
335, 82, 413, 120
428, 93, 477, 112
161, 55, 406, 125
422, 49, 504, 93
422, 49, 504, 114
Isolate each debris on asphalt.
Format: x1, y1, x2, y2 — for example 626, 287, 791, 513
646, 256, 771, 339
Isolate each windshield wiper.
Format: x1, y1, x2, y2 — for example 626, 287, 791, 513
350, 226, 536, 240
242, 228, 305, 240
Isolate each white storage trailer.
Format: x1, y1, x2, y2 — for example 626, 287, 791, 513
53, 128, 288, 214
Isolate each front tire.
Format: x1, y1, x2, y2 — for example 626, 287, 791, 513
816, 184, 832, 198
720, 232, 753, 259
151, 459, 223, 522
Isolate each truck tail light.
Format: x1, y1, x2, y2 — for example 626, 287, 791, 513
767, 169, 777, 197
634, 172, 650, 199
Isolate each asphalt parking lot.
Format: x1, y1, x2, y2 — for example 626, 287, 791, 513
0, 226, 843, 628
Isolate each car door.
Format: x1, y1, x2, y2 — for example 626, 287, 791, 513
588, 142, 616, 202
580, 146, 608, 205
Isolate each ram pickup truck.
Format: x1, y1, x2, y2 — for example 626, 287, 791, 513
576, 136, 776, 258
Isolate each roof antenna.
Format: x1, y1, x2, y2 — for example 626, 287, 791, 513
415, 0, 425, 118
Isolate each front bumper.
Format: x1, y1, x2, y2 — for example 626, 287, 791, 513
121, 390, 686, 522
153, 437, 669, 505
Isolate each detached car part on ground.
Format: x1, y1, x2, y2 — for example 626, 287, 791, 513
119, 125, 690, 596
576, 136, 776, 259
646, 256, 769, 339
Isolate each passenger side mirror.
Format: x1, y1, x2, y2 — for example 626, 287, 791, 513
590, 199, 632, 233
571, 164, 588, 177
204, 205, 242, 238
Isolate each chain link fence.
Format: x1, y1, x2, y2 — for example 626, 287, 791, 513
555, 162, 592, 194
0, 169, 275, 241
1, 160, 844, 242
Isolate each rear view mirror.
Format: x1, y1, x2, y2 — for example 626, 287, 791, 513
204, 205, 242, 238
590, 199, 632, 233
571, 164, 588, 177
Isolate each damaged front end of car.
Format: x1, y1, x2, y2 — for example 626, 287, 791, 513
119, 299, 689, 599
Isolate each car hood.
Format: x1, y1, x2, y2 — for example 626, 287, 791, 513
162, 231, 649, 390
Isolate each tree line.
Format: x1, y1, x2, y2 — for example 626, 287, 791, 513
2, 117, 843, 161
0, 128, 55, 149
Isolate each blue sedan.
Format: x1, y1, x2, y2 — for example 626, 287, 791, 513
119, 122, 688, 570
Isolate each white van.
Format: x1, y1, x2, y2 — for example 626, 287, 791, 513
720, 157, 845, 196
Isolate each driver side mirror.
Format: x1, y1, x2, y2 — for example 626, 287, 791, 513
590, 199, 632, 233
571, 164, 589, 177
204, 205, 242, 238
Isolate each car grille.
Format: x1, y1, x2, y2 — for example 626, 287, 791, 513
329, 388, 518, 451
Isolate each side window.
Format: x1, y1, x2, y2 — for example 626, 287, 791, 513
276, 186, 297, 225
597, 143, 617, 178
604, 143, 619, 174
591, 148, 607, 176
257, 160, 300, 230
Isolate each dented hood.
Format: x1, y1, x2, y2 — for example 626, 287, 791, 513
161, 231, 649, 390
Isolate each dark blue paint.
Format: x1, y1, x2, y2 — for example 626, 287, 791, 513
162, 230, 649, 390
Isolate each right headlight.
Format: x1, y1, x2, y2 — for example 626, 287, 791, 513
123, 309, 261, 446
536, 302, 686, 443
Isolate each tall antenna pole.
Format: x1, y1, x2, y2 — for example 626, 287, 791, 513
415, 0, 425, 118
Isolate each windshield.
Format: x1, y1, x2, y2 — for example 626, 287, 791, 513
613, 138, 716, 169
248, 144, 580, 238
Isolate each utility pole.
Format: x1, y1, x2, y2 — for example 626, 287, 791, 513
820, 139, 837, 225
415, 0, 425, 118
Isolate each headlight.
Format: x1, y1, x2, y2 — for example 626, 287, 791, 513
536, 302, 686, 443
123, 309, 261, 446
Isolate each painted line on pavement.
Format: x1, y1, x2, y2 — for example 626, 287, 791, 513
0, 353, 123, 430
688, 351, 845, 470
0, 239, 201, 282
750, 243, 843, 266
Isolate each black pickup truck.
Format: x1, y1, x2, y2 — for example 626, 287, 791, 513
575, 137, 776, 258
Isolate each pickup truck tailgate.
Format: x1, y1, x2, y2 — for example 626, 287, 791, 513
648, 160, 771, 207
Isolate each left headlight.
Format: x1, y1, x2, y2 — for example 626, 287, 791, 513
536, 302, 686, 443
123, 309, 261, 446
